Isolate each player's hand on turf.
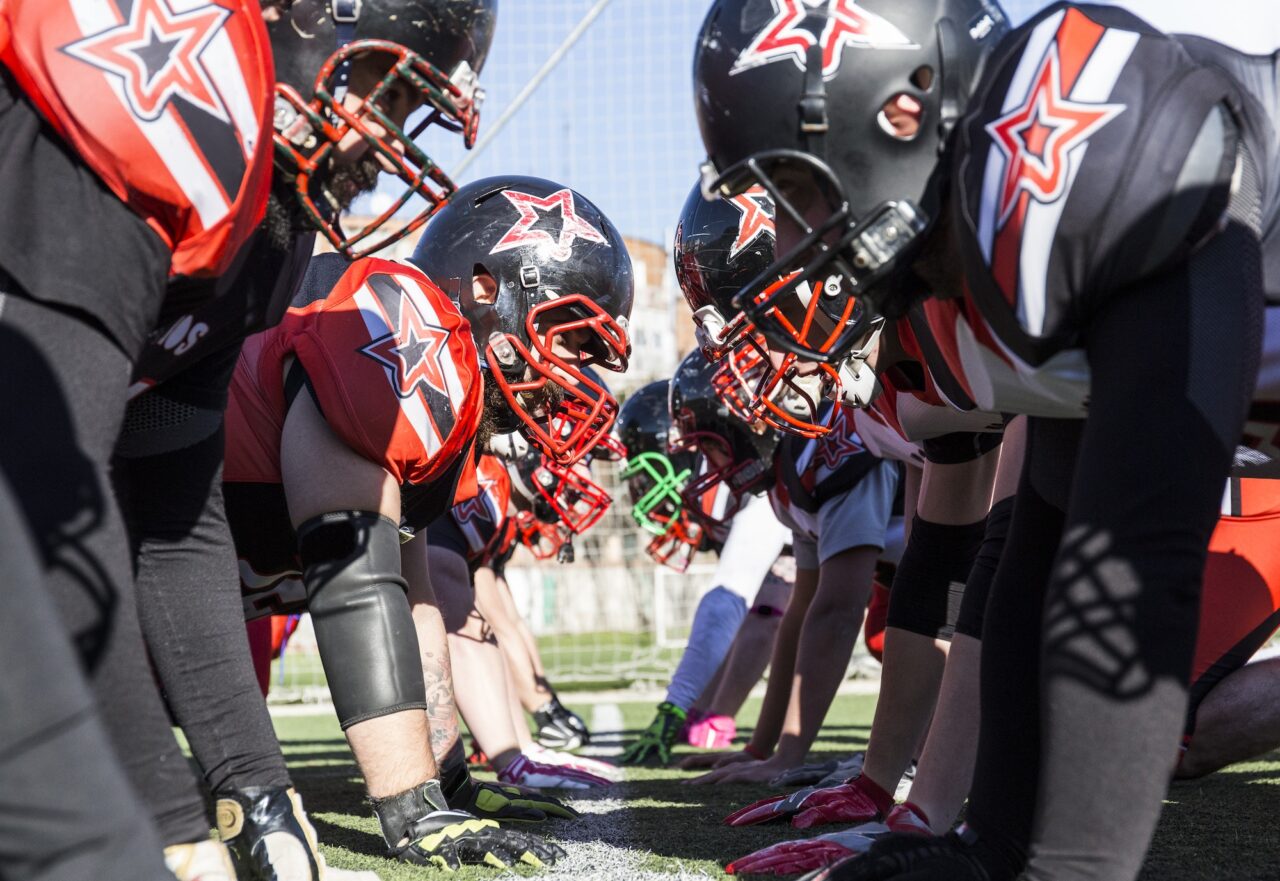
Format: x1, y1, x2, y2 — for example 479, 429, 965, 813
726, 805, 931, 874
771, 752, 865, 788
620, 701, 687, 766
678, 748, 757, 772
394, 810, 566, 870
526, 745, 624, 782
795, 832, 1000, 881
690, 753, 798, 786
450, 775, 581, 822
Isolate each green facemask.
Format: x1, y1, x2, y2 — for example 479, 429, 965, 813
622, 451, 692, 536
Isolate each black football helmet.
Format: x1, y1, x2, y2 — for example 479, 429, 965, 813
668, 351, 778, 530
675, 180, 863, 436
693, 0, 1008, 363
615, 380, 705, 571
269, 0, 497, 257
412, 175, 633, 465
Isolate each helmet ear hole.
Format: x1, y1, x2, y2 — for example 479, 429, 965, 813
472, 266, 498, 304
910, 66, 935, 91
877, 93, 923, 141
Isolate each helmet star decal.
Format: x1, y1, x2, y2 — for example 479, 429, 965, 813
730, 0, 916, 80
728, 187, 775, 260
986, 42, 1125, 229
361, 290, 453, 399
812, 404, 864, 470
490, 188, 609, 262
63, 0, 231, 123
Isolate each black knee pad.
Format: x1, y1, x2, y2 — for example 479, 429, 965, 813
886, 515, 986, 640
954, 496, 1015, 640
299, 511, 426, 729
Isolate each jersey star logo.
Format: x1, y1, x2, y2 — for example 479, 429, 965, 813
490, 188, 609, 262
985, 42, 1124, 229
728, 187, 776, 260
361, 291, 453, 399
63, 0, 231, 123
730, 0, 916, 80
454, 474, 499, 526
813, 404, 864, 470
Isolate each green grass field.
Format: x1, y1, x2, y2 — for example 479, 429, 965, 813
272, 695, 1280, 881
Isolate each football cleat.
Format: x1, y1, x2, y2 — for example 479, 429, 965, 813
620, 701, 688, 766
533, 696, 591, 750
498, 752, 613, 790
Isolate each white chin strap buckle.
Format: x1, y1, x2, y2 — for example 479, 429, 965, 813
838, 319, 886, 409
489, 430, 530, 459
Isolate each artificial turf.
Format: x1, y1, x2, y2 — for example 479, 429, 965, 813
270, 696, 1280, 880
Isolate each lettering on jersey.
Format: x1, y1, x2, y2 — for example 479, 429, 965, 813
159, 313, 210, 356
811, 403, 864, 471
728, 187, 776, 260
730, 0, 916, 81
985, 42, 1124, 229
63, 0, 231, 123
490, 188, 608, 262
360, 285, 453, 400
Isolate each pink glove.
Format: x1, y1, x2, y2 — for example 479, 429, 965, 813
499, 753, 613, 790
685, 714, 736, 748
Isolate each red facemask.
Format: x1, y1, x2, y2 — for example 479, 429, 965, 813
486, 295, 630, 466
273, 39, 482, 258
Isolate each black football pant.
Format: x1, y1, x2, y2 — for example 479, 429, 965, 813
965, 199, 1263, 881
0, 470, 174, 881
116, 346, 291, 797
0, 287, 209, 848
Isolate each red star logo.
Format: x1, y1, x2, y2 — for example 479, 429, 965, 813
728, 187, 775, 260
361, 291, 453, 399
490, 188, 609, 262
985, 43, 1124, 229
454, 471, 500, 526
63, 0, 230, 122
813, 404, 864, 470
730, 0, 915, 81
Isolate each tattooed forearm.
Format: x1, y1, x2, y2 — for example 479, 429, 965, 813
422, 638, 460, 764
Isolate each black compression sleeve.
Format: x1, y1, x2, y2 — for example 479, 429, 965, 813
885, 515, 986, 640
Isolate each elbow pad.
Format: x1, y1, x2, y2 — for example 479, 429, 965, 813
954, 495, 1015, 640
885, 515, 986, 640
299, 511, 426, 729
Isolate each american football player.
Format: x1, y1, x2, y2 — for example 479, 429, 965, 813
116, 2, 502, 877
0, 0, 274, 875
694, 0, 1280, 875
622, 354, 793, 765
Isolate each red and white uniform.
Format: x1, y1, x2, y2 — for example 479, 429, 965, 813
1189, 477, 1280, 725
225, 255, 483, 619
0, 0, 274, 277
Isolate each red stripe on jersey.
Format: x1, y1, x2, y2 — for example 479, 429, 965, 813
1054, 8, 1107, 95
991, 192, 1029, 304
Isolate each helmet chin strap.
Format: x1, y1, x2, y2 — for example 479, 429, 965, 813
488, 430, 530, 459
837, 318, 887, 408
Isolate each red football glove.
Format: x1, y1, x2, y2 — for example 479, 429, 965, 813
791, 776, 895, 829
725, 803, 931, 874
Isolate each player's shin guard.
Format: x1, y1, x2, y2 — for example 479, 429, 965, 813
298, 512, 426, 729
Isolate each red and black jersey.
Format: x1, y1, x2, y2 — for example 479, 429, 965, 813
448, 454, 515, 567
934, 3, 1279, 420
225, 254, 483, 619
0, 0, 274, 278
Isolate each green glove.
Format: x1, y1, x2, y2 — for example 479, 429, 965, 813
620, 701, 687, 765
